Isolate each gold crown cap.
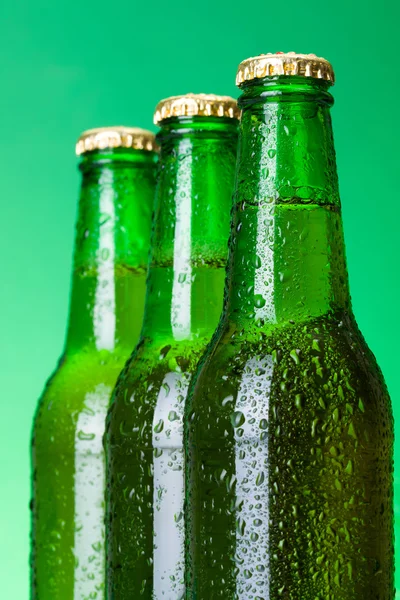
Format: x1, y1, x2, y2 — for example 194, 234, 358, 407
76, 126, 158, 156
236, 52, 335, 86
154, 94, 240, 125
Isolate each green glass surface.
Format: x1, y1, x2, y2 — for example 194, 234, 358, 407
105, 116, 238, 598
2, 4, 400, 597
185, 77, 394, 598
31, 147, 156, 599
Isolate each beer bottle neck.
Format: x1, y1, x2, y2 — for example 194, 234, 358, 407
65, 148, 156, 354
141, 117, 238, 345
225, 77, 351, 329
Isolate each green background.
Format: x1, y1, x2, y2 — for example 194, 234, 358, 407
1, 0, 399, 596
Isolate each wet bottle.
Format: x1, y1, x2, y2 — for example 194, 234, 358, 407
31, 127, 158, 599
105, 94, 239, 599
185, 53, 394, 599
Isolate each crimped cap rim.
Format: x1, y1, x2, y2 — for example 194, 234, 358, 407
154, 93, 240, 125
236, 52, 335, 87
76, 126, 158, 155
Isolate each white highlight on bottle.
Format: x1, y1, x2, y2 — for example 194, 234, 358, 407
152, 372, 187, 599
73, 383, 110, 599
234, 356, 273, 599
254, 105, 278, 324
94, 170, 116, 350
171, 140, 192, 341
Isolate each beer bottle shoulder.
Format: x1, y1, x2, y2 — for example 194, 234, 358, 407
186, 312, 392, 446
32, 348, 130, 435
106, 338, 208, 452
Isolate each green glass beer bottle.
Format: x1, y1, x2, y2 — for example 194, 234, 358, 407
185, 53, 394, 598
31, 127, 158, 600
105, 94, 239, 599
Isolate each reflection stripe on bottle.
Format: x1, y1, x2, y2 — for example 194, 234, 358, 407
73, 384, 110, 599
152, 372, 188, 599
234, 356, 273, 599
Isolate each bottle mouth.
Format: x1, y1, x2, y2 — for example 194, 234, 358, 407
238, 76, 334, 109
155, 115, 240, 138
78, 147, 158, 170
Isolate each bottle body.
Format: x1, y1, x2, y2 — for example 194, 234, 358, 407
31, 148, 156, 599
185, 78, 394, 598
186, 312, 393, 598
105, 116, 238, 599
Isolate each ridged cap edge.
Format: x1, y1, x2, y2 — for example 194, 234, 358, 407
154, 94, 240, 125
76, 126, 158, 155
236, 52, 335, 87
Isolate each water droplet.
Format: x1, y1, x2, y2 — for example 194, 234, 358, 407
253, 255, 262, 269
261, 167, 269, 178
178, 273, 187, 283
312, 339, 321, 352
231, 411, 245, 428
91, 541, 102, 553
159, 345, 171, 360
348, 422, 357, 439
77, 431, 95, 441
168, 411, 179, 422
335, 478, 342, 491
294, 394, 303, 410
154, 419, 164, 433
256, 472, 265, 486
236, 517, 246, 536
279, 269, 292, 282
254, 294, 266, 308
174, 511, 183, 523
345, 460, 353, 475
289, 349, 300, 365
244, 569, 253, 579
222, 395, 234, 407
